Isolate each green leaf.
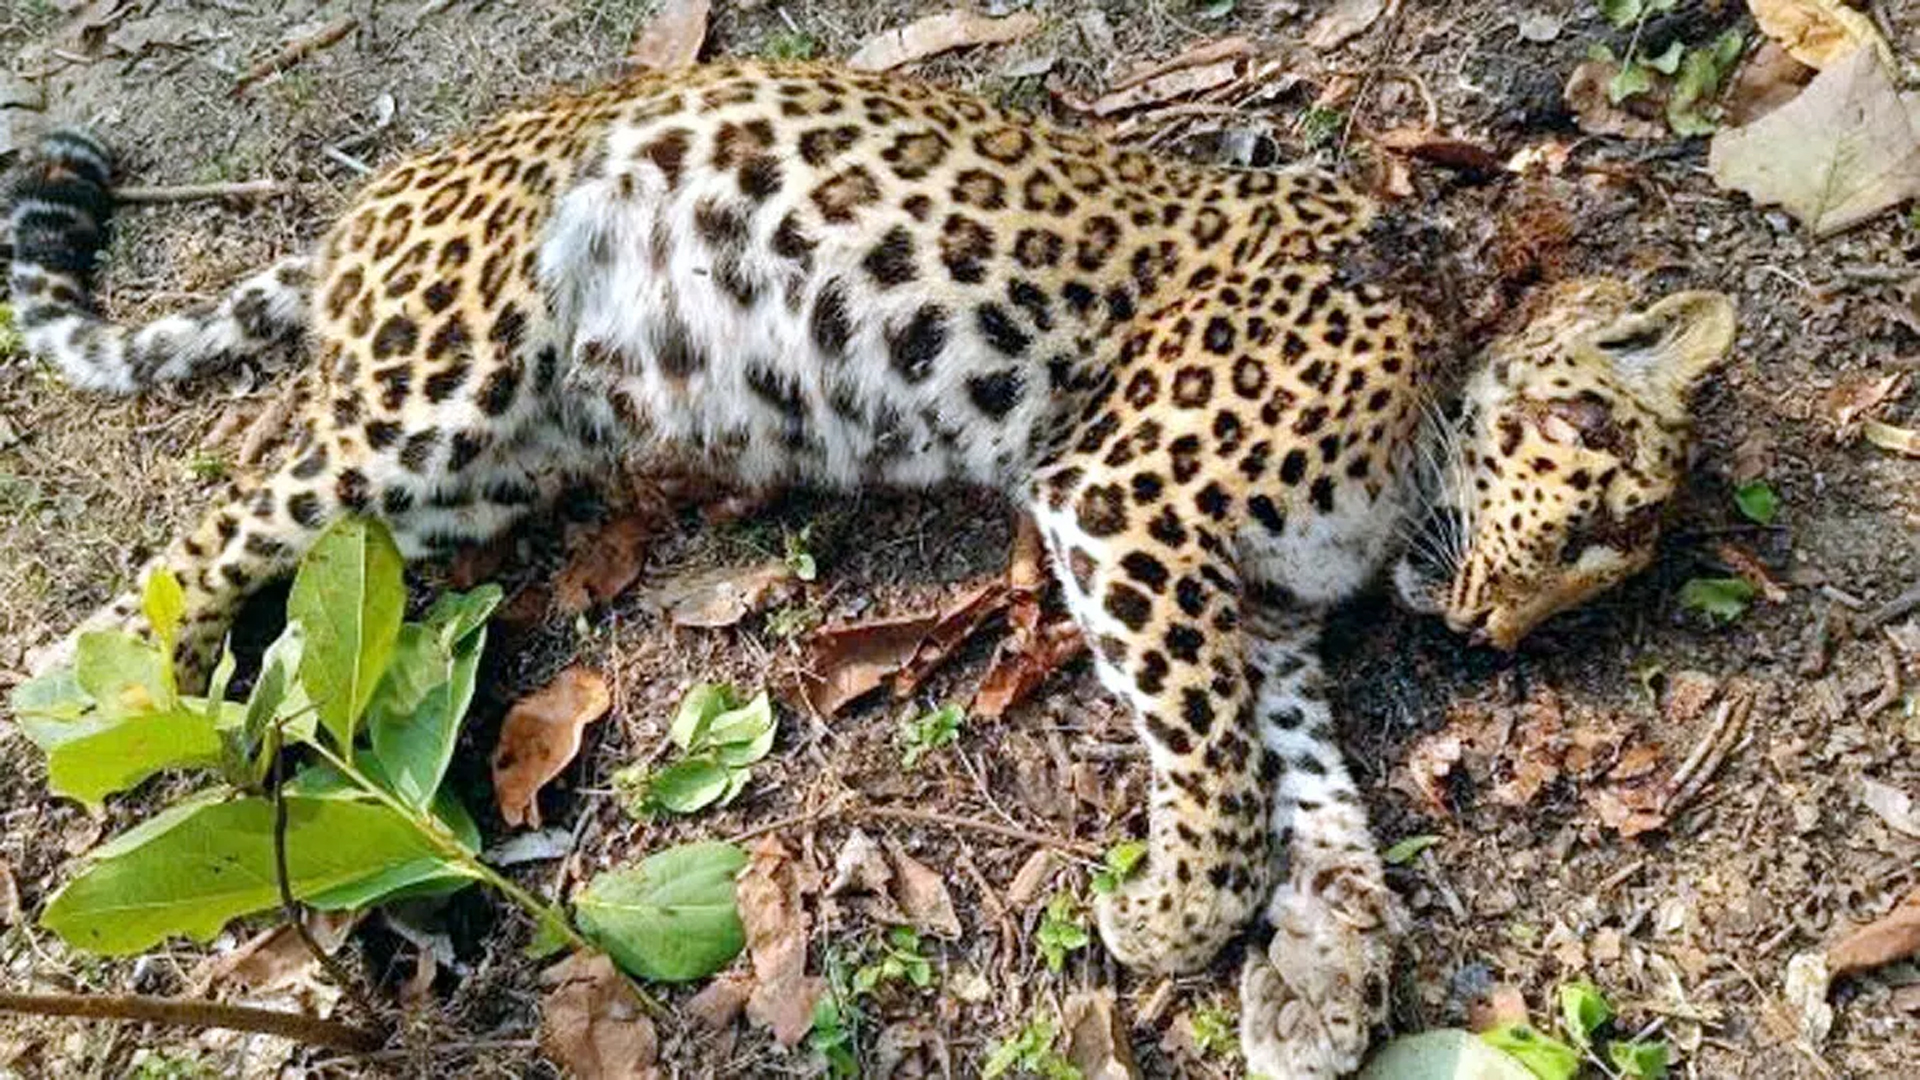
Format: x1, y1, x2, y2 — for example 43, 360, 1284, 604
1709, 28, 1744, 70
1383, 833, 1440, 865
1609, 1039, 1672, 1079
42, 794, 451, 955
1608, 62, 1654, 104
142, 567, 186, 658
76, 631, 176, 716
1678, 577, 1755, 625
1644, 39, 1685, 75
1091, 840, 1148, 893
669, 683, 738, 752
305, 790, 481, 908
287, 517, 405, 751
1037, 893, 1090, 972
1557, 980, 1613, 1047
420, 584, 502, 648
242, 625, 308, 786
41, 708, 225, 810
367, 619, 484, 808
526, 912, 573, 960
1733, 481, 1778, 525
1598, 0, 1642, 29
644, 758, 734, 814
573, 840, 748, 982
1480, 1024, 1581, 1080
708, 691, 776, 767
10, 668, 93, 723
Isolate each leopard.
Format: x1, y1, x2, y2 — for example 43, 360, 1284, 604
6, 61, 1735, 1077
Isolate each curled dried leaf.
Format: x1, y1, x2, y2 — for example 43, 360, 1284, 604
847, 10, 1040, 73
491, 667, 613, 828
539, 951, 660, 1080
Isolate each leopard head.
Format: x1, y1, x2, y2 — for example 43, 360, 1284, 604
1397, 279, 1736, 648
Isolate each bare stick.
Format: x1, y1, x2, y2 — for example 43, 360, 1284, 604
1666, 690, 1752, 815
0, 991, 382, 1053
115, 180, 290, 204
235, 16, 359, 92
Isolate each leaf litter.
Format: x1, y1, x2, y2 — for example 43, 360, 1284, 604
538, 950, 659, 1080
736, 836, 823, 1047
847, 9, 1041, 73
491, 666, 613, 828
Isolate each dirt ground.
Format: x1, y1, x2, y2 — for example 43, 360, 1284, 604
1, 1, 1917, 1077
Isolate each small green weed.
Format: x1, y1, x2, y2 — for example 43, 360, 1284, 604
1036, 892, 1090, 972
898, 703, 963, 768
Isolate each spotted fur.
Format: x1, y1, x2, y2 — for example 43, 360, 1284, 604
9, 62, 1734, 1078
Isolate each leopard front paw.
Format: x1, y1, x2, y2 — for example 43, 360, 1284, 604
1239, 857, 1399, 1078
1093, 864, 1259, 974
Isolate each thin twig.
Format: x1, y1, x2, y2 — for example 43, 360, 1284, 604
1866, 581, 1920, 628
235, 16, 359, 93
115, 180, 290, 204
269, 725, 370, 1014
0, 992, 382, 1054
858, 806, 1099, 858
1665, 689, 1752, 815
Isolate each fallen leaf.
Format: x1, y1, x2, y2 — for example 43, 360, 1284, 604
627, 0, 708, 71
685, 972, 752, 1032
1565, 60, 1669, 140
1715, 541, 1790, 603
1305, 0, 1387, 51
1860, 778, 1920, 839
1373, 128, 1505, 176
642, 560, 797, 628
1663, 670, 1720, 726
1006, 848, 1059, 910
1724, 41, 1816, 125
539, 951, 659, 1080
1403, 732, 1463, 815
1746, 0, 1889, 70
1606, 743, 1664, 783
1087, 37, 1252, 117
1825, 371, 1907, 440
1488, 688, 1565, 808
875, 1020, 951, 1077
1361, 1030, 1537, 1080
797, 582, 1008, 716
1062, 991, 1142, 1080
196, 911, 361, 992
887, 843, 962, 939
1708, 46, 1920, 237
737, 837, 822, 1047
1783, 950, 1834, 1044
1466, 984, 1530, 1033
973, 592, 1087, 719
847, 10, 1040, 73
824, 828, 905, 923
492, 667, 613, 828
1863, 418, 1920, 457
553, 513, 655, 615
1828, 887, 1920, 977
1587, 782, 1671, 839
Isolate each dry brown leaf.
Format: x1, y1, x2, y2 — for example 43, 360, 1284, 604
1564, 60, 1669, 140
847, 10, 1040, 73
1725, 41, 1816, 126
1606, 742, 1665, 783
738, 837, 823, 1047
1663, 670, 1721, 726
1305, 0, 1388, 51
1086, 37, 1252, 117
1825, 371, 1908, 439
685, 972, 752, 1032
887, 843, 962, 939
1402, 731, 1463, 815
1746, 0, 1888, 70
553, 512, 654, 615
1373, 128, 1504, 175
642, 560, 797, 628
797, 582, 1008, 716
539, 951, 659, 1080
1466, 984, 1530, 1033
196, 911, 361, 992
1587, 785, 1671, 838
1716, 541, 1791, 604
1863, 418, 1920, 457
626, 0, 708, 71
1709, 46, 1920, 237
491, 667, 613, 829
1860, 778, 1920, 839
1827, 887, 1920, 977
1062, 991, 1141, 1080
973, 590, 1087, 719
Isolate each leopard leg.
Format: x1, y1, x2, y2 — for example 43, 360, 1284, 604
1028, 461, 1274, 975
1238, 592, 1398, 1079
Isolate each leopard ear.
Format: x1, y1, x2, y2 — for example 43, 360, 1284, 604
1589, 291, 1735, 420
